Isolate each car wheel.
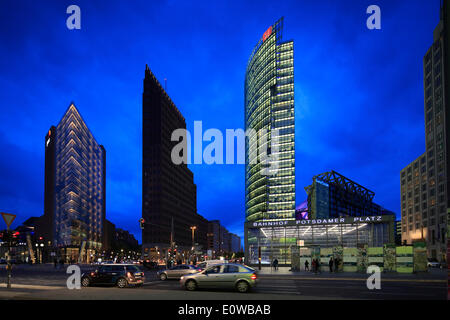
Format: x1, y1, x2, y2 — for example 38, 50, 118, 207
185, 279, 197, 291
236, 281, 249, 293
81, 277, 90, 287
160, 273, 167, 281
117, 278, 128, 288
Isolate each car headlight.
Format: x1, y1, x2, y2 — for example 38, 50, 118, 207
180, 276, 184, 280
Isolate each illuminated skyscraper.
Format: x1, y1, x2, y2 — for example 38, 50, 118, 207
43, 103, 105, 261
245, 17, 296, 223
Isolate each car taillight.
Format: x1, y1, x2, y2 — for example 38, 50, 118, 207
251, 273, 257, 280
90, 272, 96, 276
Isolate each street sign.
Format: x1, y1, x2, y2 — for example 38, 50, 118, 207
1, 213, 16, 229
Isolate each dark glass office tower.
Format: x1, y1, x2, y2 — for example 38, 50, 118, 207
142, 65, 199, 253
43, 103, 105, 262
245, 17, 296, 223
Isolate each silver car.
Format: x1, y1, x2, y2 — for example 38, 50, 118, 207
158, 264, 200, 280
179, 263, 258, 293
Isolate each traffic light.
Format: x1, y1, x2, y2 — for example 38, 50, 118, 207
139, 218, 145, 230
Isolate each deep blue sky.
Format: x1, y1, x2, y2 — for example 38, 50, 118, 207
0, 0, 440, 243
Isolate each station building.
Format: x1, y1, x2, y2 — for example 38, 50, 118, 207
245, 171, 396, 266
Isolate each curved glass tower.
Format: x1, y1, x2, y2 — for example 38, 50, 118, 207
245, 17, 295, 222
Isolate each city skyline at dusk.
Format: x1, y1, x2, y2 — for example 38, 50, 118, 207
0, 0, 442, 243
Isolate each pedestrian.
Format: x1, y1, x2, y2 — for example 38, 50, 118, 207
53, 258, 57, 269
305, 260, 309, 271
315, 259, 320, 273
329, 257, 333, 272
273, 258, 279, 270
334, 257, 339, 272
311, 259, 316, 273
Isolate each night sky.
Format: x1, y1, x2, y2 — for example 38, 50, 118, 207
0, 0, 440, 244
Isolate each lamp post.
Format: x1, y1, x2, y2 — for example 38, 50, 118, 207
190, 226, 197, 263
35, 243, 39, 264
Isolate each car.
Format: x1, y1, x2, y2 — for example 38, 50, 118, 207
180, 263, 258, 293
81, 264, 145, 288
196, 260, 228, 271
158, 264, 200, 280
427, 259, 441, 268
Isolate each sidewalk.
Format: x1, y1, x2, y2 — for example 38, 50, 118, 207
255, 266, 447, 281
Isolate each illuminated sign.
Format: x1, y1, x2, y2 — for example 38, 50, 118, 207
262, 26, 272, 42
247, 215, 393, 228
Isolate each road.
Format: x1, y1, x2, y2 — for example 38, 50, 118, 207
0, 264, 447, 300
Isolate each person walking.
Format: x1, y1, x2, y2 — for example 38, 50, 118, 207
329, 257, 334, 273
53, 258, 57, 269
311, 259, 316, 273
334, 257, 339, 272
305, 260, 309, 271
273, 258, 279, 270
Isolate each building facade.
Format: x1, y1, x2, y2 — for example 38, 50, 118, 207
42, 103, 106, 262
245, 215, 395, 266
400, 4, 449, 262
305, 171, 395, 219
245, 17, 296, 223
142, 65, 200, 254
245, 171, 395, 265
230, 233, 242, 253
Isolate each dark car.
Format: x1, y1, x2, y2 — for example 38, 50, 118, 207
81, 264, 145, 288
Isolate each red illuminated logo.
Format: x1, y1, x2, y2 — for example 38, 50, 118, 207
262, 26, 272, 42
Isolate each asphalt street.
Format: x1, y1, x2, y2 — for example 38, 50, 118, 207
0, 264, 447, 300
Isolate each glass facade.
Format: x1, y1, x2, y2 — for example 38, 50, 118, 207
245, 17, 295, 222
48, 104, 105, 250
246, 218, 393, 265
306, 171, 393, 219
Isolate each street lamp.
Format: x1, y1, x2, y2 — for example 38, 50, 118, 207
190, 226, 197, 264
190, 226, 197, 249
